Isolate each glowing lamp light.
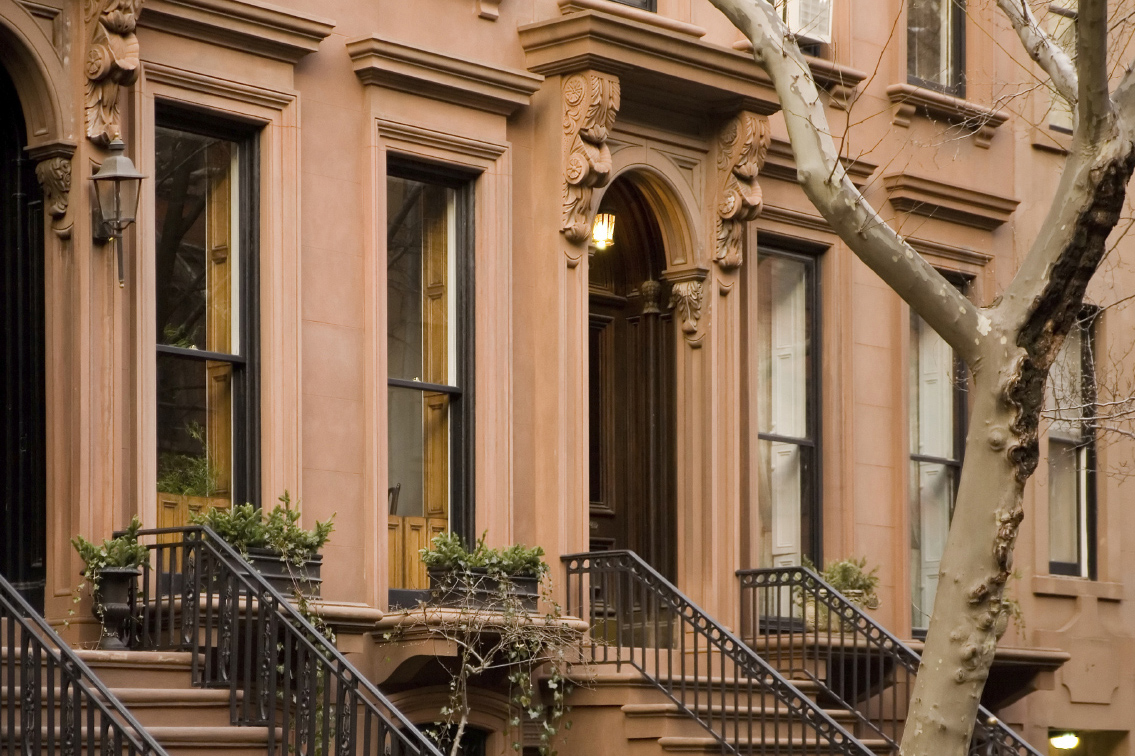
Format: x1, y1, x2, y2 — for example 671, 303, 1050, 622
592, 212, 616, 250
1050, 733, 1080, 750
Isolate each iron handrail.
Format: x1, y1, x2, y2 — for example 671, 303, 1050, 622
737, 567, 1043, 756
564, 550, 875, 756
0, 571, 170, 756
124, 525, 445, 756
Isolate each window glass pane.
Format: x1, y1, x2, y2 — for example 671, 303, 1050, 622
757, 255, 810, 439
155, 128, 239, 355
910, 314, 956, 459
908, 0, 956, 88
156, 353, 232, 503
757, 440, 816, 569
910, 460, 955, 627
387, 177, 456, 385
1048, 438, 1081, 565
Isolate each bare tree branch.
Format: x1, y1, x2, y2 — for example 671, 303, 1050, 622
994, 0, 1079, 105
708, 0, 985, 366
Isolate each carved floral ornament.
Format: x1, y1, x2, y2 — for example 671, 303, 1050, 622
714, 112, 771, 271
669, 279, 703, 343
85, 0, 143, 145
561, 71, 620, 256
35, 156, 73, 239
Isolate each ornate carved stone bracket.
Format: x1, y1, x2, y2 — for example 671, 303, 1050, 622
667, 273, 705, 347
714, 111, 771, 272
35, 156, 73, 239
85, 0, 143, 145
561, 71, 620, 265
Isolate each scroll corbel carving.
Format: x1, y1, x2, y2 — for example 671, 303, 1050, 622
35, 156, 73, 239
561, 71, 620, 264
669, 279, 703, 345
86, 0, 143, 145
714, 112, 771, 272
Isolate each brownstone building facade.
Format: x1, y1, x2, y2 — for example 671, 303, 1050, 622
1, 0, 1133, 753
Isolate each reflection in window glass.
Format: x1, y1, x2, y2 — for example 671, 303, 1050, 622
155, 127, 242, 510
387, 174, 462, 590
908, 0, 963, 94
909, 311, 964, 629
756, 253, 817, 571
1046, 321, 1094, 577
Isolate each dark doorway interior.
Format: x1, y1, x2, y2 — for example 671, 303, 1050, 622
587, 176, 677, 581
0, 66, 47, 612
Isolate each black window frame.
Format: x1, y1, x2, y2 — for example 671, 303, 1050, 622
1047, 309, 1098, 580
154, 102, 262, 508
907, 0, 967, 99
610, 0, 655, 10
385, 157, 477, 547
755, 246, 823, 566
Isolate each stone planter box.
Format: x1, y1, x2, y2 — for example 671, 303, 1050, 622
93, 566, 141, 650
427, 567, 539, 611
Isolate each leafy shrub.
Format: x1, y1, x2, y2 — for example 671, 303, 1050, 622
191, 492, 334, 563
803, 555, 880, 608
420, 532, 548, 578
72, 516, 149, 578
156, 423, 220, 496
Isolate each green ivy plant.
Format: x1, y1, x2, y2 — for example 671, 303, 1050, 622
70, 516, 149, 632
387, 540, 584, 756
190, 492, 334, 565
803, 555, 881, 609
420, 532, 548, 578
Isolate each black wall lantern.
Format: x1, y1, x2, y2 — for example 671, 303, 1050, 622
91, 138, 144, 286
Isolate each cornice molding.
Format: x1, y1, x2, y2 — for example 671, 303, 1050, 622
731, 43, 866, 110
347, 36, 544, 116
138, 0, 334, 64
884, 172, 1019, 231
518, 10, 780, 116
886, 83, 1009, 148
377, 119, 508, 163
143, 60, 296, 110
557, 0, 706, 38
762, 137, 876, 188
906, 237, 993, 268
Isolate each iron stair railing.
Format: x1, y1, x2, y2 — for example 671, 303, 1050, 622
564, 550, 876, 756
738, 567, 1043, 756
124, 526, 445, 756
0, 570, 169, 756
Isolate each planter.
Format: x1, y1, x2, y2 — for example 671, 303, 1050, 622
237, 548, 323, 597
802, 589, 879, 631
427, 568, 539, 611
92, 567, 141, 650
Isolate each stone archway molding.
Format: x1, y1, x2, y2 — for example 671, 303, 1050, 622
0, 0, 76, 156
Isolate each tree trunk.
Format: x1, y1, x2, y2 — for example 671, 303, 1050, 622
902, 340, 1027, 754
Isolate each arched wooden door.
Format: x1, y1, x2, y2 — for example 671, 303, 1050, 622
0, 64, 46, 611
587, 176, 677, 581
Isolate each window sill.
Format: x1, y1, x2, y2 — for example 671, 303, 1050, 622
885, 83, 1009, 148
1031, 574, 1123, 602
557, 0, 705, 38
731, 41, 866, 110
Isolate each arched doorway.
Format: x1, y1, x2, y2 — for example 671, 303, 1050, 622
587, 174, 677, 581
0, 63, 46, 611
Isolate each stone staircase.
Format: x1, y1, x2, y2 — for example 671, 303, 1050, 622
0, 634, 274, 756
562, 666, 894, 756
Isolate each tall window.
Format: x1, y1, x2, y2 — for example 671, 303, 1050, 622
909, 298, 967, 630
154, 111, 259, 525
908, 0, 965, 96
386, 165, 473, 591
756, 250, 820, 569
1046, 316, 1096, 578
1044, 4, 1076, 133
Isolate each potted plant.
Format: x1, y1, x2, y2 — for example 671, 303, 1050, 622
191, 492, 334, 597
420, 532, 547, 611
72, 516, 149, 649
800, 556, 880, 630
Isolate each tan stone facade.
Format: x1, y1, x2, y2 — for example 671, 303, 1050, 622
2, 0, 1134, 752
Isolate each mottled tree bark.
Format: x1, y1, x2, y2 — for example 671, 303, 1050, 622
705, 0, 1135, 754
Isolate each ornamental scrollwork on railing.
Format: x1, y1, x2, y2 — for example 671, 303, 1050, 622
85, 0, 143, 145
714, 112, 771, 271
561, 71, 620, 258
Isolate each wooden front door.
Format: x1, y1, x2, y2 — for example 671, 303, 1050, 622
587, 179, 677, 581
0, 67, 46, 611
